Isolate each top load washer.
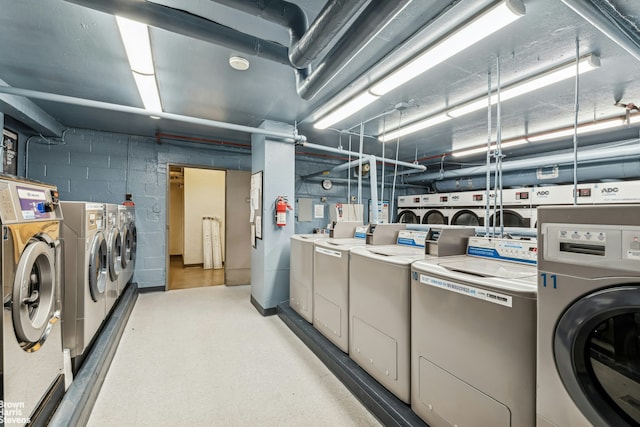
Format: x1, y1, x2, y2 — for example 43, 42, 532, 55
411, 236, 538, 427
396, 195, 422, 224
289, 222, 363, 323
60, 201, 107, 373
312, 224, 404, 352
449, 191, 486, 226
0, 176, 66, 426
104, 203, 122, 314
537, 205, 640, 427
421, 193, 450, 225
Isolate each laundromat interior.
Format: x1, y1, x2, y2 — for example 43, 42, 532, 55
2, 0, 640, 426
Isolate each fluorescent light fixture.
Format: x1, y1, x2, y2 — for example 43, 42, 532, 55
116, 17, 154, 75
452, 138, 528, 157
132, 73, 162, 112
379, 114, 451, 142
528, 117, 626, 142
314, 92, 379, 129
370, 0, 525, 96
448, 55, 600, 118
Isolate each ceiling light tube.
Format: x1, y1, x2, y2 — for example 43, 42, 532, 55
116, 16, 154, 75
370, 0, 525, 96
528, 116, 626, 142
314, 92, 379, 129
133, 73, 163, 112
448, 55, 600, 118
379, 114, 451, 142
452, 138, 528, 157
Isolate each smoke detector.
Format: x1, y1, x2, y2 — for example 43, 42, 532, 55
229, 56, 250, 71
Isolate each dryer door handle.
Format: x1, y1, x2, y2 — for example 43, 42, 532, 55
22, 290, 39, 308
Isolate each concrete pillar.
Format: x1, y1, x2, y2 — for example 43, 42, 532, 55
250, 120, 295, 315
0, 112, 4, 174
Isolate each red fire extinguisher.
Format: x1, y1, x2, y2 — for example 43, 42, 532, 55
275, 196, 292, 227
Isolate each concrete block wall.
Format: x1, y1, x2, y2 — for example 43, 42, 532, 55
27, 128, 251, 288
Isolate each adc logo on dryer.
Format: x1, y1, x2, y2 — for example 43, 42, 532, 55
536, 190, 550, 196
601, 187, 619, 194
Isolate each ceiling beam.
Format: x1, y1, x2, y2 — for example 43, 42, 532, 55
0, 79, 64, 137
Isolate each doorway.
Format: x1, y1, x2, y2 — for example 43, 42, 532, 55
166, 165, 251, 291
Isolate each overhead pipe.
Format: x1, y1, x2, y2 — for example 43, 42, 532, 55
0, 85, 305, 142
302, 176, 426, 190
297, 0, 412, 100
560, 0, 640, 63
431, 159, 640, 192
62, 0, 291, 65
405, 140, 640, 183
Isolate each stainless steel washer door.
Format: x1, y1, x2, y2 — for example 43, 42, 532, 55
88, 232, 107, 302
12, 239, 57, 351
120, 225, 130, 269
555, 286, 640, 427
108, 228, 122, 282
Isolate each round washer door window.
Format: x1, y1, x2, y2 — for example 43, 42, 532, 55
396, 210, 418, 224
120, 226, 130, 269
489, 210, 528, 227
88, 232, 108, 302
108, 229, 122, 282
422, 210, 447, 225
555, 286, 640, 426
452, 210, 481, 226
129, 224, 137, 263
12, 239, 57, 351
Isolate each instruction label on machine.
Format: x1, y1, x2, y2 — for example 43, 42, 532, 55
419, 274, 513, 308
315, 247, 342, 258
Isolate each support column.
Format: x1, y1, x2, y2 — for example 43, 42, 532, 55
250, 120, 295, 315
0, 113, 4, 174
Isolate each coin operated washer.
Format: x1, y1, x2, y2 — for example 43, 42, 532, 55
537, 205, 640, 427
348, 227, 473, 403
104, 203, 122, 315
289, 222, 362, 323
60, 201, 108, 373
312, 223, 404, 353
122, 205, 136, 290
411, 236, 538, 427
0, 177, 66, 426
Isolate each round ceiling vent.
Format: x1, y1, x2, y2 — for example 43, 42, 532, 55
229, 56, 250, 71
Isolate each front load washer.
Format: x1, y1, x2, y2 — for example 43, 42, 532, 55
411, 236, 538, 427
118, 205, 136, 293
0, 176, 65, 425
537, 205, 640, 427
312, 224, 402, 353
349, 230, 428, 403
60, 201, 107, 373
104, 203, 122, 315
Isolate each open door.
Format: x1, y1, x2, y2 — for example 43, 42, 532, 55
225, 170, 251, 285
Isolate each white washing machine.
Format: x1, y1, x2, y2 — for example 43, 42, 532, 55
487, 188, 534, 228
60, 201, 108, 373
312, 224, 403, 353
421, 193, 450, 225
593, 179, 640, 204
537, 205, 640, 427
449, 191, 486, 226
118, 205, 136, 293
0, 177, 65, 425
411, 236, 538, 427
396, 194, 422, 224
104, 203, 122, 315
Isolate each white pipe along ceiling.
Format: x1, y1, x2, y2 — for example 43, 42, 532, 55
2, 0, 640, 187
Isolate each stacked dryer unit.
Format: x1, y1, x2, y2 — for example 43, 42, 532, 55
0, 176, 66, 425
396, 194, 422, 224
488, 188, 534, 228
60, 201, 108, 373
421, 193, 450, 225
104, 203, 122, 314
449, 191, 486, 226
531, 183, 595, 227
593, 180, 640, 205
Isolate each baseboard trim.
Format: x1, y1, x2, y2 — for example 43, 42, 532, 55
138, 285, 165, 293
250, 295, 277, 316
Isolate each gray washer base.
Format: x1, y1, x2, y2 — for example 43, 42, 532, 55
277, 301, 427, 427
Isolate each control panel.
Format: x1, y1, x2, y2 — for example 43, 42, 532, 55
0, 179, 62, 223
467, 236, 538, 265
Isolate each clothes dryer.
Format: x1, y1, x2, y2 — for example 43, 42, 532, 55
488, 188, 534, 228
593, 179, 640, 204
537, 205, 640, 427
396, 195, 422, 224
60, 201, 107, 372
411, 236, 538, 427
312, 224, 402, 352
0, 176, 65, 426
449, 191, 486, 226
421, 193, 450, 225
104, 203, 122, 314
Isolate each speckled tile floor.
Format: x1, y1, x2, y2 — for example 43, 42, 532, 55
87, 285, 381, 427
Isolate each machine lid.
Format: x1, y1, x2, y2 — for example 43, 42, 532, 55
351, 245, 426, 265
397, 210, 419, 224
322, 238, 367, 248
365, 245, 424, 257
88, 232, 107, 301
436, 258, 536, 279
423, 210, 447, 225
555, 286, 640, 427
291, 234, 328, 242
12, 238, 58, 350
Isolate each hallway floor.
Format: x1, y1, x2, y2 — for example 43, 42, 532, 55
168, 255, 225, 290
87, 285, 380, 426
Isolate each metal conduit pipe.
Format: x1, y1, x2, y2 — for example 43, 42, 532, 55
63, 0, 291, 65
297, 0, 412, 100
405, 141, 640, 183
302, 176, 427, 189
431, 159, 640, 192
560, 0, 640, 63
0, 85, 305, 142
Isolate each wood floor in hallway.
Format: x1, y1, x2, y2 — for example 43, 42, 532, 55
168, 255, 225, 290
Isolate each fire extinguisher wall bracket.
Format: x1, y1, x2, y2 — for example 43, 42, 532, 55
275, 196, 292, 227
